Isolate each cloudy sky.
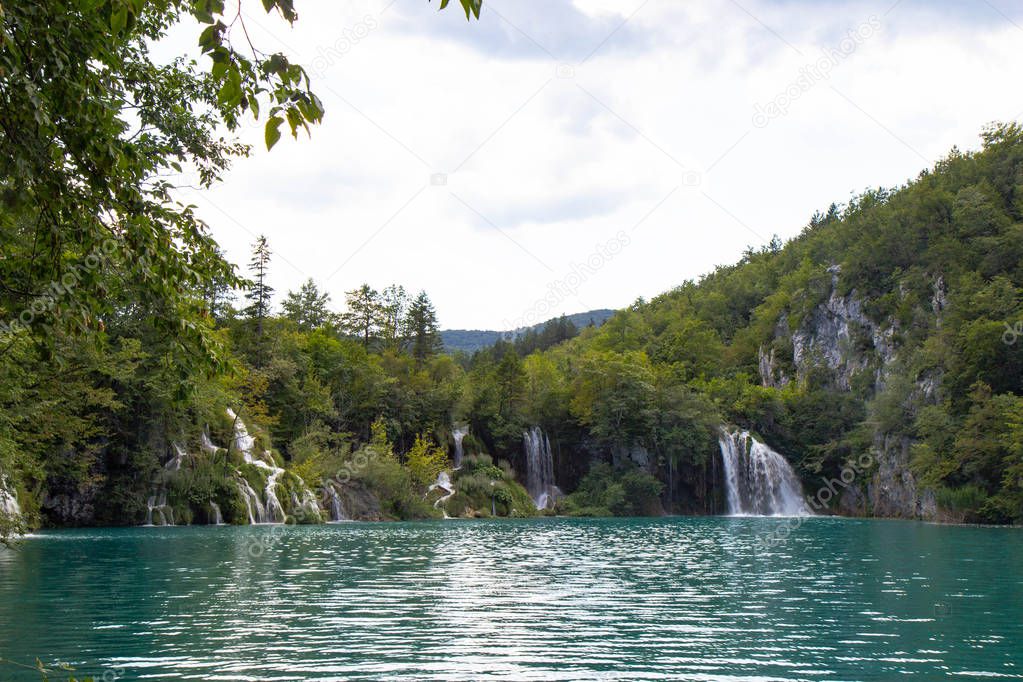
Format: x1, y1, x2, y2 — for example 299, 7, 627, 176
178, 0, 1023, 330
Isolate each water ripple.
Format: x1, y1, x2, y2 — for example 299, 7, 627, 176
0, 518, 1021, 680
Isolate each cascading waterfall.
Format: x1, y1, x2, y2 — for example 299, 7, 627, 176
289, 486, 322, 523
226, 408, 256, 461
228, 408, 287, 524
142, 410, 321, 527
323, 484, 348, 522
429, 471, 454, 505
209, 502, 225, 525
165, 443, 189, 471
141, 444, 189, 526
718, 430, 808, 516
428, 471, 456, 517
145, 491, 174, 526
0, 471, 21, 522
236, 479, 266, 524
264, 469, 286, 523
523, 426, 562, 510
452, 426, 468, 468
200, 429, 220, 455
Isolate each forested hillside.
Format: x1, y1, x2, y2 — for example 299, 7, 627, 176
2, 123, 1022, 539
440, 309, 615, 354
548, 122, 1023, 523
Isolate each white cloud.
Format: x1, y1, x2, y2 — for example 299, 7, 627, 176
176, 0, 1023, 329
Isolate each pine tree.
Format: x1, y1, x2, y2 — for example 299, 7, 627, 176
405, 291, 442, 361
340, 284, 383, 348
244, 236, 274, 365
282, 278, 332, 331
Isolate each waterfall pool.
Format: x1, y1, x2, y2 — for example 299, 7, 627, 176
1, 517, 1020, 680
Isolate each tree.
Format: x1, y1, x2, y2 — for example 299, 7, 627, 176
379, 284, 410, 350
0, 0, 480, 369
0, 1, 323, 371
340, 284, 383, 348
405, 433, 447, 487
204, 246, 237, 324
282, 279, 333, 331
405, 291, 442, 361
244, 236, 274, 339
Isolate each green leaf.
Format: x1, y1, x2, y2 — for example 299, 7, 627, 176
265, 116, 284, 150
110, 4, 128, 33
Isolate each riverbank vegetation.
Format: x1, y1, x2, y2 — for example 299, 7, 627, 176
2, 1, 1021, 538
4, 125, 1023, 535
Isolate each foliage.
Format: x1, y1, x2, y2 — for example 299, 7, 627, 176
406, 434, 448, 488
561, 464, 663, 517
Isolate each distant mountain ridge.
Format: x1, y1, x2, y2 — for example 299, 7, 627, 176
441, 309, 616, 354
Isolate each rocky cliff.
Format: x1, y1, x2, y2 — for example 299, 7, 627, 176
759, 267, 940, 520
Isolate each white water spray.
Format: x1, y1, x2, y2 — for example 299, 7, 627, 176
236, 479, 265, 524
523, 427, 561, 510
209, 502, 225, 525
0, 472, 21, 521
428, 471, 456, 517
452, 426, 468, 468
145, 492, 174, 526
227, 409, 287, 524
324, 484, 348, 522
718, 430, 808, 516
165, 443, 189, 471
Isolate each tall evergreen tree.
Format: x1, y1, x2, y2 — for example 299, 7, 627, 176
282, 279, 333, 331
405, 291, 442, 361
244, 236, 274, 365
340, 284, 383, 348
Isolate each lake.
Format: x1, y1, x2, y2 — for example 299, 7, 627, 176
1, 517, 1021, 680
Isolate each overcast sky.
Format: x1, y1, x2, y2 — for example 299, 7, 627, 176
177, 0, 1023, 330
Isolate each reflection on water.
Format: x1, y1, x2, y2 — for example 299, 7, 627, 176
0, 517, 1021, 680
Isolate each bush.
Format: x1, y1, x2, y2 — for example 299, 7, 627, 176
562, 463, 663, 517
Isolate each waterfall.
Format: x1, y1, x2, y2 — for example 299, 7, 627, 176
165, 443, 189, 471
452, 426, 468, 468
145, 492, 174, 526
227, 408, 257, 461
209, 502, 225, 525
264, 469, 286, 523
0, 471, 21, 521
324, 484, 348, 522
718, 430, 808, 516
523, 427, 561, 510
201, 428, 220, 455
236, 479, 266, 524
228, 409, 288, 524
428, 471, 456, 516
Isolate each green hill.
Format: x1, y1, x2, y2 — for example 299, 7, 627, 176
441, 309, 615, 354
530, 122, 1023, 523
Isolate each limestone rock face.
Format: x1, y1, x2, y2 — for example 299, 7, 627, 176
865, 434, 937, 520
763, 267, 940, 521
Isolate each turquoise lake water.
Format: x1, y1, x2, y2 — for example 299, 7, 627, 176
0, 517, 1021, 680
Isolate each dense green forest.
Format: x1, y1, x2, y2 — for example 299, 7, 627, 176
3, 123, 1023, 540
1, 0, 1021, 541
